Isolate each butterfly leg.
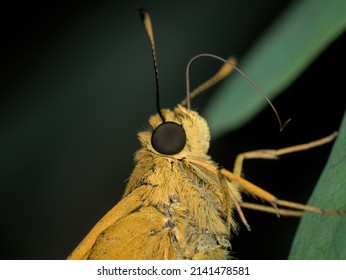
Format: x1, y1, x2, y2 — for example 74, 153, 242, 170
228, 132, 344, 216
232, 132, 337, 177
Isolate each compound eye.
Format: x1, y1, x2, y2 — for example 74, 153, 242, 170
151, 122, 186, 155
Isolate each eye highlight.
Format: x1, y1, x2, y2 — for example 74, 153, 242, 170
151, 122, 186, 155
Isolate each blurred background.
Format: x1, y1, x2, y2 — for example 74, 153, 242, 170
1, 0, 344, 259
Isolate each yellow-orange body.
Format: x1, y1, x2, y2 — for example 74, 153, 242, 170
68, 105, 240, 259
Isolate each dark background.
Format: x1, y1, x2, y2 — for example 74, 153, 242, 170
1, 0, 344, 259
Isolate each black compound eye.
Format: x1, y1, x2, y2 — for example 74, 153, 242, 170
151, 122, 186, 155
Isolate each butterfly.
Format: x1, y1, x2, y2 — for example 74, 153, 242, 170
67, 9, 345, 260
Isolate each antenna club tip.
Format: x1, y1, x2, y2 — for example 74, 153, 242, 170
279, 118, 292, 132
138, 7, 147, 19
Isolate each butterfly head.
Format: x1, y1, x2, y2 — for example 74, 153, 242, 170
138, 105, 211, 159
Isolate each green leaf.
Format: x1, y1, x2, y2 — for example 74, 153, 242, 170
203, 0, 346, 137
289, 111, 346, 259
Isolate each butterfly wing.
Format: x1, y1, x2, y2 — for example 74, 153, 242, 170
86, 205, 179, 259
67, 184, 180, 259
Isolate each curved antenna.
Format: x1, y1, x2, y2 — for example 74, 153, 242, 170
185, 53, 290, 131
139, 8, 165, 123
181, 56, 236, 107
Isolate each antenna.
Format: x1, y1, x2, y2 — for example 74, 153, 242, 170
185, 53, 290, 132
139, 8, 165, 123
181, 56, 236, 107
